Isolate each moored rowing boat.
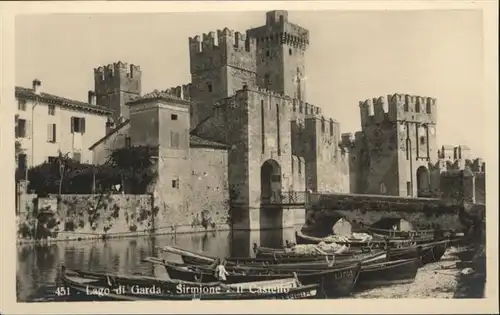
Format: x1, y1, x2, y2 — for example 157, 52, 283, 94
59, 266, 321, 300
153, 259, 361, 298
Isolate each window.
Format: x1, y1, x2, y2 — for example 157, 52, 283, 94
171, 114, 178, 121
289, 48, 292, 55
18, 154, 27, 177
415, 102, 420, 113
71, 117, 86, 133
329, 121, 334, 136
321, 119, 325, 133
18, 99, 26, 111
298, 160, 302, 174
125, 136, 131, 148
426, 103, 431, 114
276, 104, 281, 156
207, 83, 213, 93
48, 104, 56, 116
47, 123, 56, 143
73, 152, 81, 163
172, 178, 180, 189
170, 131, 180, 148
264, 73, 271, 89
407, 182, 412, 196
47, 156, 57, 164
266, 50, 270, 57
420, 136, 425, 145
261, 100, 265, 154
15, 119, 27, 138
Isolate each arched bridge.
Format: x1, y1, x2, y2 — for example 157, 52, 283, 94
265, 191, 485, 231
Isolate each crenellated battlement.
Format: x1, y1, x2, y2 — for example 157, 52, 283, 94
163, 83, 192, 101
94, 61, 141, 80
189, 28, 256, 54
360, 93, 437, 126
247, 10, 310, 50
252, 86, 289, 99
292, 99, 322, 116
189, 28, 257, 74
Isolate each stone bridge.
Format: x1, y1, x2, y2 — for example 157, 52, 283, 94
302, 192, 485, 232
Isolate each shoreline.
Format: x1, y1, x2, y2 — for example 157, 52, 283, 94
16, 224, 304, 246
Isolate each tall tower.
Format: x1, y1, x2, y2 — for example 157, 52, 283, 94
358, 94, 438, 197
188, 29, 257, 128
94, 61, 142, 120
247, 10, 310, 101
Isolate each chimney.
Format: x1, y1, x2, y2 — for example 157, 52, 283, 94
32, 79, 41, 95
88, 91, 97, 105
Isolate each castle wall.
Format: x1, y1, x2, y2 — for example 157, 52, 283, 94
245, 89, 293, 206
188, 147, 230, 226
303, 116, 349, 193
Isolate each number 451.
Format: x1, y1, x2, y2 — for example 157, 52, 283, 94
55, 287, 71, 296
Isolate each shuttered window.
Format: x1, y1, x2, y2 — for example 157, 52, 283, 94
170, 131, 180, 148
47, 123, 56, 142
70, 117, 86, 133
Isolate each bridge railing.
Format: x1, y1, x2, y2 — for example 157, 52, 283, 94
261, 191, 308, 205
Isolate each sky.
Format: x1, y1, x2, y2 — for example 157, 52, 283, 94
15, 10, 485, 157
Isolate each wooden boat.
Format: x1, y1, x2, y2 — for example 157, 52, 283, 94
160, 245, 336, 266
295, 229, 434, 247
385, 239, 450, 265
59, 267, 321, 300
156, 260, 361, 298
160, 244, 388, 268
146, 249, 387, 273
355, 258, 421, 290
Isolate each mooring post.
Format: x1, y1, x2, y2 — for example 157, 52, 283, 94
150, 192, 156, 236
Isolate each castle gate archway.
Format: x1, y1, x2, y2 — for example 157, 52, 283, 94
260, 159, 283, 232
416, 166, 430, 197
260, 159, 282, 204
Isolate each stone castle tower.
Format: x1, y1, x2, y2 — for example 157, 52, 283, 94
247, 10, 309, 101
187, 11, 349, 230
93, 62, 142, 121
349, 94, 438, 197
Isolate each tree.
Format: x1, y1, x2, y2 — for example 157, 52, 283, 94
26, 145, 158, 195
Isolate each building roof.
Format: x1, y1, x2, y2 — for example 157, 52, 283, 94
89, 120, 230, 151
15, 86, 112, 115
189, 135, 230, 149
88, 119, 131, 150
127, 90, 191, 106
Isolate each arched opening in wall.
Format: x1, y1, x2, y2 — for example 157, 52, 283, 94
416, 166, 431, 197
261, 159, 282, 204
260, 159, 283, 231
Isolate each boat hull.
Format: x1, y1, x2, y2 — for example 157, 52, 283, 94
59, 268, 321, 301
163, 261, 361, 298
355, 258, 420, 291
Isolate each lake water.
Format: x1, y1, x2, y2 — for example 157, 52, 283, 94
16, 229, 297, 302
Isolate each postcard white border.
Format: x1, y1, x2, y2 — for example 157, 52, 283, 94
1, 1, 498, 314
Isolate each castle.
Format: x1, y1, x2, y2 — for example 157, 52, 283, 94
17, 11, 485, 231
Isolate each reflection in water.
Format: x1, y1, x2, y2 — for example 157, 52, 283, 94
17, 228, 297, 302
